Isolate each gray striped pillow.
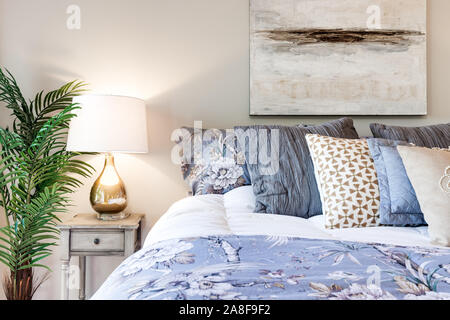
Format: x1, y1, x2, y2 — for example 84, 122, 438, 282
234, 118, 359, 218
370, 123, 450, 148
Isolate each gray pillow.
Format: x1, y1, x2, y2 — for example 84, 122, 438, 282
370, 122, 450, 148
234, 118, 359, 218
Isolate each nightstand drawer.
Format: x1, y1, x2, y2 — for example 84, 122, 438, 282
70, 231, 125, 252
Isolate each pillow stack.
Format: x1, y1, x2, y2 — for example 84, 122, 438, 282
173, 120, 450, 245
303, 122, 449, 236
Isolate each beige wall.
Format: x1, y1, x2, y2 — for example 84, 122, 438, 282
0, 0, 449, 300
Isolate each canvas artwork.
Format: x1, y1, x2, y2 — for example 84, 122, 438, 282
250, 0, 427, 115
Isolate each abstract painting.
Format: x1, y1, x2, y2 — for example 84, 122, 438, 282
250, 0, 427, 115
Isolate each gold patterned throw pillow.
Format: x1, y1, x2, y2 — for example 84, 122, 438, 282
306, 134, 380, 229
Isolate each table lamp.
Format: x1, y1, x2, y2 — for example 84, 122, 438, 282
67, 95, 148, 220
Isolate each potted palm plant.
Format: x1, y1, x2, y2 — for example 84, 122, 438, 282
0, 67, 94, 300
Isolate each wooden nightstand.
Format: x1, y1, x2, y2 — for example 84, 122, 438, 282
57, 213, 144, 300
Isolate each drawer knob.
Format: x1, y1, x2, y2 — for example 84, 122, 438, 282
93, 238, 100, 245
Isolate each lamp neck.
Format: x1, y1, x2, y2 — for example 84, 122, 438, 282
104, 153, 115, 166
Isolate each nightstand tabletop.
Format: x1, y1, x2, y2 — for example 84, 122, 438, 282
57, 213, 145, 229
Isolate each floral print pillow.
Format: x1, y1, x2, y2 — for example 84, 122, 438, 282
174, 127, 251, 195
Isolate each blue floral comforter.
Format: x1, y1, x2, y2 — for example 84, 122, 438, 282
92, 235, 450, 300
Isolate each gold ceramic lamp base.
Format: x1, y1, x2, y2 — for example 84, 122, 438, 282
90, 153, 129, 221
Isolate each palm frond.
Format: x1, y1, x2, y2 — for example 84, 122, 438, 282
32, 80, 87, 118
0, 68, 28, 119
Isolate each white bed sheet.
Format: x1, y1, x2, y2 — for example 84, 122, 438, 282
144, 186, 440, 249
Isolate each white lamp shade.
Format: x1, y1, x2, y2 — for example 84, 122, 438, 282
67, 95, 148, 153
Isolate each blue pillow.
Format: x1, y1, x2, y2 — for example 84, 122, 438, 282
367, 138, 427, 226
380, 146, 423, 214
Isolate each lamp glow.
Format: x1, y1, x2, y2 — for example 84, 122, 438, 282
99, 157, 121, 187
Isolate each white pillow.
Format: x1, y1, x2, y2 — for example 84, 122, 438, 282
223, 186, 256, 214
397, 146, 450, 246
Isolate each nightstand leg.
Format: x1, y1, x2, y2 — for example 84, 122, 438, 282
79, 256, 86, 300
61, 259, 70, 300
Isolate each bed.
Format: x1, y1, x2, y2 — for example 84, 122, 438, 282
92, 186, 450, 300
